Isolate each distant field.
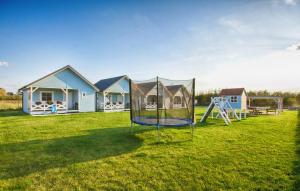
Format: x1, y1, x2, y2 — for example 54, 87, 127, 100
0, 100, 22, 110
0, 107, 299, 190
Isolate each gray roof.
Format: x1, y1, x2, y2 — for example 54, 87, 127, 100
220, 88, 246, 96
95, 75, 127, 92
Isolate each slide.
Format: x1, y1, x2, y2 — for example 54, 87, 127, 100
200, 101, 215, 123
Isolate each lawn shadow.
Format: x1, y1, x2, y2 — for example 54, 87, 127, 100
196, 120, 228, 128
0, 127, 142, 179
0, 110, 27, 117
132, 124, 194, 144
293, 110, 300, 190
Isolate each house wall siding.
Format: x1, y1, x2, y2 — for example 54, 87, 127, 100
220, 89, 247, 110
105, 78, 129, 93
174, 90, 183, 97
241, 91, 247, 110
223, 95, 242, 109
22, 89, 29, 113
32, 89, 64, 102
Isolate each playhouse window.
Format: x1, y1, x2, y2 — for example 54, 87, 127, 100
230, 96, 238, 103
41, 92, 53, 102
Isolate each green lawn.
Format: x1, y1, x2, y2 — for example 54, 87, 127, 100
0, 108, 299, 190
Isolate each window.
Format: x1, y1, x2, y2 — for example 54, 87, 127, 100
147, 95, 157, 104
174, 96, 181, 104
41, 92, 53, 102
117, 95, 123, 103
230, 96, 238, 103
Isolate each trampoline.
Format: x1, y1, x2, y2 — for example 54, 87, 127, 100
129, 77, 195, 127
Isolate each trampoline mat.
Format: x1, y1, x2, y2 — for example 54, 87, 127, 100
132, 116, 192, 127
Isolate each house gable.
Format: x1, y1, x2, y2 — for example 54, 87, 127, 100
95, 75, 128, 92
105, 77, 129, 93
31, 68, 94, 91
19, 65, 98, 92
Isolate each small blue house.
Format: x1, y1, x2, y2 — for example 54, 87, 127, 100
219, 88, 247, 111
94, 75, 130, 112
19, 65, 99, 115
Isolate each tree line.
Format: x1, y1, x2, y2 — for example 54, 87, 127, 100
195, 90, 300, 108
1, 87, 300, 108
0, 88, 21, 100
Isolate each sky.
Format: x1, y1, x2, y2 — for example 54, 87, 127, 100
0, 0, 299, 93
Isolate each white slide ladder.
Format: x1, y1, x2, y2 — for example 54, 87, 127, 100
200, 97, 240, 125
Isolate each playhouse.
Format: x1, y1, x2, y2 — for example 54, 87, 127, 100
220, 88, 247, 118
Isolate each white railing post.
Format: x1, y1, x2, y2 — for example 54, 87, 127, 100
30, 86, 32, 113
103, 92, 107, 112
122, 92, 125, 111
66, 87, 68, 112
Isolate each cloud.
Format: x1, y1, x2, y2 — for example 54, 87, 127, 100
287, 42, 300, 51
0, 61, 8, 67
218, 17, 251, 33
283, 0, 297, 5
202, 49, 300, 91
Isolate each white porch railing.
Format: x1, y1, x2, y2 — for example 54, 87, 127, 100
31, 101, 67, 112
102, 102, 125, 111
173, 104, 183, 108
145, 103, 157, 110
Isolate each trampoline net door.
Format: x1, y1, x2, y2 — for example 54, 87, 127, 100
131, 78, 158, 125
130, 77, 195, 127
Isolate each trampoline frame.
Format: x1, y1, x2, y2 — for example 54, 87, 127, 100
132, 116, 193, 127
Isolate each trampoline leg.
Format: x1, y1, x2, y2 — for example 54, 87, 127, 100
190, 124, 194, 140
156, 124, 160, 142
130, 122, 134, 133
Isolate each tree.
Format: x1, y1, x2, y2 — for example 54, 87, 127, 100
296, 93, 300, 105
0, 88, 6, 97
286, 98, 297, 107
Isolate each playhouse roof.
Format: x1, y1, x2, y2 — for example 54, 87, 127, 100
220, 88, 246, 96
95, 75, 128, 92
19, 65, 99, 91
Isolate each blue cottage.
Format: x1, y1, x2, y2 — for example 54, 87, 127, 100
19, 65, 99, 115
95, 75, 130, 112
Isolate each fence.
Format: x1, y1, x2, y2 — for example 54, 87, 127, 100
0, 100, 22, 110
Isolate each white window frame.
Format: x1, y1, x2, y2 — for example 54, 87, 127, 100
230, 96, 238, 103
40, 91, 53, 102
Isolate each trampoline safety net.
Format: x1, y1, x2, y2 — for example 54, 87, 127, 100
130, 77, 195, 127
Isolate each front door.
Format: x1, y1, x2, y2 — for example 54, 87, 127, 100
68, 91, 73, 110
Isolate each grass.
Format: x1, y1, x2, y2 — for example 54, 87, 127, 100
0, 107, 298, 190
0, 100, 22, 111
